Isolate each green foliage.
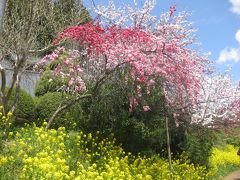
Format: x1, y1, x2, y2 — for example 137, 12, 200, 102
0, 124, 208, 179
35, 92, 80, 129
35, 70, 66, 96
3, 0, 91, 54
35, 69, 200, 159
35, 70, 187, 156
53, 0, 92, 26
183, 126, 215, 167
35, 92, 65, 126
35, 92, 63, 120
8, 88, 36, 122
214, 128, 240, 147
73, 79, 186, 156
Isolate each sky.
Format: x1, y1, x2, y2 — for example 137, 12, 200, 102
83, 0, 240, 82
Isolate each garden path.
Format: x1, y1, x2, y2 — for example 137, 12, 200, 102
224, 170, 240, 180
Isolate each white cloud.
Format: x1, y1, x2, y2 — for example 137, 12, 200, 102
221, 2, 240, 63
217, 47, 240, 63
229, 0, 240, 15
217, 29, 240, 63
235, 29, 240, 43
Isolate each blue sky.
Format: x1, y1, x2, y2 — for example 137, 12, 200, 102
83, 0, 240, 82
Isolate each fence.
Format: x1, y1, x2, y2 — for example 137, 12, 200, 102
2, 69, 40, 96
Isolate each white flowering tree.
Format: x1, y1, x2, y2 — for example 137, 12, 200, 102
192, 73, 240, 128
92, 0, 157, 28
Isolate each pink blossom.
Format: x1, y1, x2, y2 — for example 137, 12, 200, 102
75, 86, 79, 92
68, 78, 74, 86
143, 106, 151, 112
169, 5, 176, 17
136, 86, 142, 97
64, 59, 70, 65
140, 76, 146, 83
77, 67, 83, 73
54, 65, 61, 76
149, 79, 155, 85
129, 97, 139, 108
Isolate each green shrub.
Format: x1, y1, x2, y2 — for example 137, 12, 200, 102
183, 126, 215, 167
214, 128, 240, 147
34, 70, 187, 156
35, 70, 66, 96
35, 92, 82, 129
8, 88, 36, 122
76, 80, 186, 156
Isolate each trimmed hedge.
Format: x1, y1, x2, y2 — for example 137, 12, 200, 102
35, 92, 83, 128
8, 88, 35, 122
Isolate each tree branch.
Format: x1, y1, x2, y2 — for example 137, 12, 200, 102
28, 42, 64, 54
45, 93, 92, 130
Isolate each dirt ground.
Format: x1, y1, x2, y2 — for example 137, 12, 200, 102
224, 171, 240, 180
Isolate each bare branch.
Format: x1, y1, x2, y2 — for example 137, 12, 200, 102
28, 42, 65, 54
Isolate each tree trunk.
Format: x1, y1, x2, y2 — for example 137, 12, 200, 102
0, 0, 7, 33
10, 74, 21, 113
0, 64, 7, 116
166, 117, 173, 174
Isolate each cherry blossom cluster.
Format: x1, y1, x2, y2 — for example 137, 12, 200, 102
36, 47, 86, 93
92, 0, 157, 28
36, 46, 65, 67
